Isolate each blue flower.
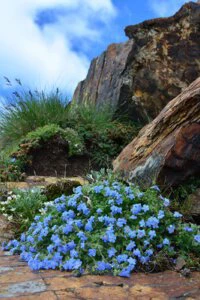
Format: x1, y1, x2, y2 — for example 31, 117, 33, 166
54, 252, 63, 262
51, 235, 61, 246
102, 229, 116, 243
137, 192, 144, 198
163, 238, 170, 246
119, 268, 131, 277
131, 204, 142, 215
148, 230, 156, 239
145, 249, 153, 256
158, 210, 165, 219
27, 236, 34, 243
93, 185, 103, 193
107, 247, 117, 258
74, 186, 82, 194
67, 241, 76, 250
77, 202, 90, 216
85, 221, 93, 232
142, 205, 149, 212
77, 231, 87, 241
96, 208, 103, 215
74, 219, 83, 228
96, 261, 111, 271
62, 224, 73, 234
116, 218, 127, 227
133, 248, 141, 258
159, 195, 170, 207
194, 235, 200, 243
126, 241, 136, 251
127, 194, 135, 200
62, 210, 75, 221
139, 219, 146, 227
47, 245, 54, 254
117, 254, 128, 263
63, 258, 82, 270
88, 249, 96, 257
167, 225, 175, 234
137, 229, 146, 239
151, 185, 160, 192
173, 212, 182, 218
146, 217, 159, 229
70, 250, 78, 258
184, 226, 193, 232
115, 196, 123, 205
127, 257, 136, 267
110, 205, 122, 215
56, 203, 66, 212
140, 256, 150, 264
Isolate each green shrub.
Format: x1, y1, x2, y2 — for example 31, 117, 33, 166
0, 188, 48, 236
0, 84, 70, 149
4, 177, 200, 275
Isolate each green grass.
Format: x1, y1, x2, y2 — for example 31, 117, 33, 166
0, 88, 70, 149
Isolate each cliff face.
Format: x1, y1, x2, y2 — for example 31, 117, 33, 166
72, 2, 200, 124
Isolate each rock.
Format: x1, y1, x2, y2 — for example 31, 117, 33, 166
43, 178, 82, 200
73, 2, 200, 124
0, 176, 87, 192
175, 257, 186, 271
113, 77, 200, 188
188, 188, 200, 222
0, 215, 14, 244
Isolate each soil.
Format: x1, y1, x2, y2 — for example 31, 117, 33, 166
25, 136, 96, 177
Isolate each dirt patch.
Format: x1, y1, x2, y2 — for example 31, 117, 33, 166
24, 137, 94, 177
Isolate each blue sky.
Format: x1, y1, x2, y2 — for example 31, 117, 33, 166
0, 0, 187, 101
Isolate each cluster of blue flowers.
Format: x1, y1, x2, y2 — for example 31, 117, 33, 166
3, 181, 200, 277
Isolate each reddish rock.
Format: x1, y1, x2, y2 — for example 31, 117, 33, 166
73, 2, 200, 124
1, 250, 200, 299
113, 78, 200, 187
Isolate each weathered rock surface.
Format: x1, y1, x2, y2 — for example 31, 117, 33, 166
113, 77, 200, 187
1, 250, 200, 299
73, 2, 200, 124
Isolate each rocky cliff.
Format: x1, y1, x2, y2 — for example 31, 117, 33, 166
113, 77, 200, 188
73, 2, 200, 124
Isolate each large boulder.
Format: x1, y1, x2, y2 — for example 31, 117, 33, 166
113, 77, 200, 188
73, 2, 200, 124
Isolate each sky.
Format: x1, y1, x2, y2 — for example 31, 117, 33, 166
0, 0, 187, 100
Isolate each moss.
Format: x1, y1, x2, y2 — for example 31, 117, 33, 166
43, 179, 81, 200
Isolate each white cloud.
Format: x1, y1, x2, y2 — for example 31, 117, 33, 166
0, 0, 116, 96
149, 0, 186, 17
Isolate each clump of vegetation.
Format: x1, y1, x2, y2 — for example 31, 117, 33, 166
0, 189, 48, 236
4, 176, 200, 276
0, 80, 70, 149
66, 103, 139, 168
163, 177, 200, 216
